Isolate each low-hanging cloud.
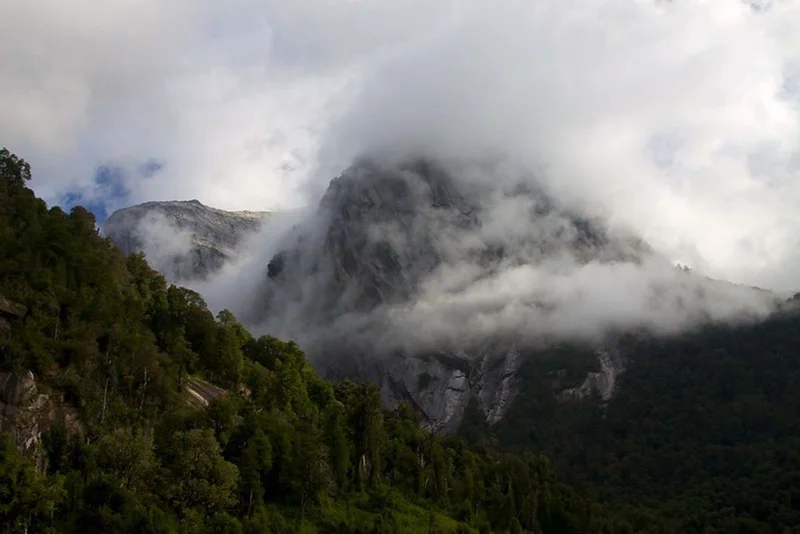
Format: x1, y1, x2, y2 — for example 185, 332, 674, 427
199, 1, 798, 359
129, 213, 196, 279
6, 0, 800, 351
315, 0, 800, 293
194, 158, 781, 368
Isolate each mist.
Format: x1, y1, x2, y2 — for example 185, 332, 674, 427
317, 0, 800, 293
129, 213, 196, 278
194, 157, 780, 366
142, 0, 800, 362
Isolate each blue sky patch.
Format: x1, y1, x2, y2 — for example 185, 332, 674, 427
60, 160, 164, 224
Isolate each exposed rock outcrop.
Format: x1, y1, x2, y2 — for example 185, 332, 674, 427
0, 294, 26, 334
556, 346, 626, 403
104, 200, 269, 281
184, 377, 227, 409
0, 370, 81, 453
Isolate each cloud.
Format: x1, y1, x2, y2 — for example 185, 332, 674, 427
383, 256, 778, 352
187, 158, 778, 369
318, 0, 800, 292
0, 0, 346, 212
132, 213, 196, 277
3, 0, 800, 295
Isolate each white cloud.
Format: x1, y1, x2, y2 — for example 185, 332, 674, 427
2, 0, 800, 291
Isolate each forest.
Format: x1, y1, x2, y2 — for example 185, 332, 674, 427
0, 149, 640, 533
461, 315, 800, 532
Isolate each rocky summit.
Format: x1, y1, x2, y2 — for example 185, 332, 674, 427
251, 158, 649, 433
104, 199, 269, 281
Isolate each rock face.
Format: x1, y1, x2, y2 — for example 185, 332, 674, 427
254, 158, 646, 433
0, 294, 26, 334
104, 200, 269, 281
184, 377, 227, 409
379, 344, 525, 432
556, 346, 626, 403
0, 297, 81, 456
0, 370, 81, 454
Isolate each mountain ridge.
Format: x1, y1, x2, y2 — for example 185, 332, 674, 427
104, 199, 269, 281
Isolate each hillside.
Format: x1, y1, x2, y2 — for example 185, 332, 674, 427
236, 156, 800, 531
0, 150, 640, 532
461, 317, 800, 531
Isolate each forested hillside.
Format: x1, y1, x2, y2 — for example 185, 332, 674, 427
462, 320, 800, 532
0, 150, 643, 533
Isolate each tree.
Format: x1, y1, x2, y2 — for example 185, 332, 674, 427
216, 310, 251, 347
0, 435, 62, 532
0, 147, 31, 188
205, 324, 244, 389
238, 429, 273, 517
163, 325, 196, 390
323, 402, 350, 490
336, 381, 386, 489
96, 427, 157, 493
161, 429, 239, 517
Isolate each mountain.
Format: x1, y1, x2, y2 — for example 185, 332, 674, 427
251, 158, 663, 433
250, 157, 780, 436
104, 199, 269, 281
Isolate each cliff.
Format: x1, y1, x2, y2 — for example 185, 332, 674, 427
253, 158, 648, 432
104, 200, 269, 281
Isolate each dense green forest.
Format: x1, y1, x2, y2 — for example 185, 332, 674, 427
462, 320, 800, 532
0, 150, 642, 533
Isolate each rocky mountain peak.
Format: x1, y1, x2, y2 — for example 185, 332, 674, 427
254, 157, 651, 432
264, 157, 647, 318
104, 200, 269, 281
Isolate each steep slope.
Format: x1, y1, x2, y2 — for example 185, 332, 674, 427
104, 200, 269, 280
462, 306, 800, 531
252, 158, 656, 432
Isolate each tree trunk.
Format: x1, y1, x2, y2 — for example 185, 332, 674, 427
139, 366, 149, 411
100, 376, 109, 423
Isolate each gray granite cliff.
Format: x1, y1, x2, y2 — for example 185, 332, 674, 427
253, 158, 647, 432
104, 200, 269, 281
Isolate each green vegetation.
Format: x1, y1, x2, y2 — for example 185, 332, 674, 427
0, 148, 634, 533
467, 322, 800, 532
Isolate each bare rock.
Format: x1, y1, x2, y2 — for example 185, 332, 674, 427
557, 346, 626, 403
0, 370, 82, 453
104, 200, 269, 281
0, 294, 26, 336
1, 370, 37, 406
0, 295, 26, 319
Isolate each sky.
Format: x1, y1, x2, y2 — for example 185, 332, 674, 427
2, 0, 800, 292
